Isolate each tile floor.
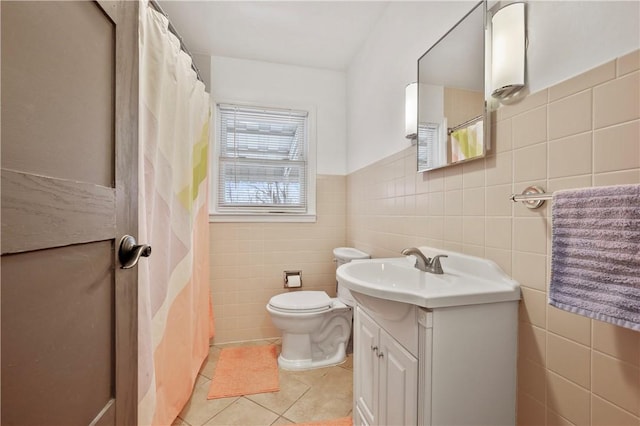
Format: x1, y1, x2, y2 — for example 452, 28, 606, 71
173, 339, 354, 426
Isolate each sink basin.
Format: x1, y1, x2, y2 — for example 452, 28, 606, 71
337, 247, 520, 309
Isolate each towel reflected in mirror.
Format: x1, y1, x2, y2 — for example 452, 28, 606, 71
451, 120, 483, 163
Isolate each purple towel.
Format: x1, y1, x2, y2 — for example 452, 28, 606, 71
549, 184, 640, 331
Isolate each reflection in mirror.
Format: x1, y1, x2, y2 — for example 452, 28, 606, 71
417, 1, 488, 172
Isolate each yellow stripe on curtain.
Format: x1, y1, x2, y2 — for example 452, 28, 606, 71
179, 120, 210, 211
138, 4, 213, 426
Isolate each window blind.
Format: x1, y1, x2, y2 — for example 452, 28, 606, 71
217, 104, 309, 213
417, 122, 439, 170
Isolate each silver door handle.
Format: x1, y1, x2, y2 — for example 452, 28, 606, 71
118, 235, 151, 269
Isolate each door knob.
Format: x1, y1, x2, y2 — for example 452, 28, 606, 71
118, 235, 152, 269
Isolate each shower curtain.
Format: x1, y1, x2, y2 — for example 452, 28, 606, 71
138, 4, 213, 425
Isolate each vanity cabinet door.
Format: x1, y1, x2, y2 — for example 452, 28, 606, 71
378, 329, 418, 426
354, 405, 371, 426
354, 307, 379, 426
354, 306, 419, 426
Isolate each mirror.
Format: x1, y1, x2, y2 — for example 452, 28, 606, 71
417, 1, 489, 172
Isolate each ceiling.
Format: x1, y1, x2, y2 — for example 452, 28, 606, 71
157, 1, 390, 71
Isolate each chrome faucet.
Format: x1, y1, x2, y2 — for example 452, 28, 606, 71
401, 247, 430, 271
401, 247, 448, 274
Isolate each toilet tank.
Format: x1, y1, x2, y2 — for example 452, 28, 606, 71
333, 247, 370, 306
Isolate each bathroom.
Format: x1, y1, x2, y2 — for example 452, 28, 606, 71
195, 0, 640, 424
1, 1, 639, 425
198, 1, 639, 424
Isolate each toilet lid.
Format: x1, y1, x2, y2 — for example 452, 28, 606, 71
269, 291, 332, 312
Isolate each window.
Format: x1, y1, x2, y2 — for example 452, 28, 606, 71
417, 122, 440, 171
211, 103, 316, 222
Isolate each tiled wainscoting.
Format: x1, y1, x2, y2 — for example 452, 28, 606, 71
209, 175, 347, 343
346, 50, 640, 425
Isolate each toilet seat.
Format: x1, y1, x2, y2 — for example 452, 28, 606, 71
268, 291, 332, 313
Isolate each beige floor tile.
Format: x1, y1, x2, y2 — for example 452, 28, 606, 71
178, 378, 239, 426
172, 417, 191, 426
180, 340, 354, 426
279, 365, 333, 387
215, 339, 276, 350
283, 367, 353, 423
204, 398, 279, 426
246, 371, 311, 415
199, 347, 222, 379
189, 374, 207, 389
340, 353, 353, 370
270, 416, 294, 425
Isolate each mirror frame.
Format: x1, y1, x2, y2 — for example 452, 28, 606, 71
416, 0, 490, 172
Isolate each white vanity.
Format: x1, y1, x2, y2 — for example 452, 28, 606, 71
337, 247, 520, 426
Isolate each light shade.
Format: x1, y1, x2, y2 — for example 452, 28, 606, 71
491, 2, 525, 100
405, 82, 417, 141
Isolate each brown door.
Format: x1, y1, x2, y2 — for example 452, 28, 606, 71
1, 1, 139, 425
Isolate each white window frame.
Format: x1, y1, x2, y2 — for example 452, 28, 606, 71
209, 100, 317, 223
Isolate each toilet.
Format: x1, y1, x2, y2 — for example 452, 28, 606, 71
266, 247, 370, 370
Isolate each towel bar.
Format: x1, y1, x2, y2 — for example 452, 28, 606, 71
447, 115, 483, 135
510, 186, 552, 209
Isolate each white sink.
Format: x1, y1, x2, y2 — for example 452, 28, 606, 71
337, 246, 520, 309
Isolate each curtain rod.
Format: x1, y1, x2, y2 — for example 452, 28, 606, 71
148, 0, 204, 83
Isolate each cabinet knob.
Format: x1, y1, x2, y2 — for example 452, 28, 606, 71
371, 345, 378, 354
378, 351, 384, 359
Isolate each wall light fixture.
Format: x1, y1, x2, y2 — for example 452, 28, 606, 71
405, 82, 418, 143
491, 2, 526, 101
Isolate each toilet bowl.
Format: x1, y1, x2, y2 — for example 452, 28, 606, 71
266, 247, 369, 370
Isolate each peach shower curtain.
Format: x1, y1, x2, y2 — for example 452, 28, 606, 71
138, 4, 214, 425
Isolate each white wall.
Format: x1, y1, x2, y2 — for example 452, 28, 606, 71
209, 56, 347, 175
526, 1, 640, 94
346, 0, 640, 174
346, 1, 475, 174
192, 53, 211, 92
